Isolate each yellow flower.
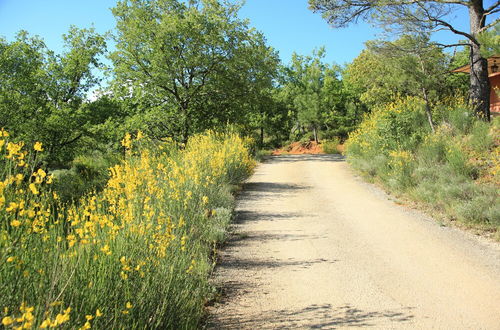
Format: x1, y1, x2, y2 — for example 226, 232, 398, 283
37, 168, 46, 178
7, 256, 15, 262
121, 133, 132, 149
11, 219, 21, 227
6, 202, 18, 212
34, 142, 43, 152
2, 316, 14, 326
15, 174, 24, 185
126, 302, 133, 309
100, 244, 111, 255
95, 309, 103, 317
40, 318, 52, 328
55, 312, 69, 325
85, 315, 93, 321
29, 183, 39, 195
80, 321, 91, 329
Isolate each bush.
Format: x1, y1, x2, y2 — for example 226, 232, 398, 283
345, 97, 500, 234
51, 151, 120, 203
0, 130, 254, 329
322, 137, 341, 154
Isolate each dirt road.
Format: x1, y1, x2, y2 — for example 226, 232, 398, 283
206, 155, 500, 329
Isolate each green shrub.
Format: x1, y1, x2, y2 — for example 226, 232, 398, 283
0, 131, 255, 328
322, 138, 341, 154
51, 151, 120, 203
346, 96, 499, 234
469, 121, 494, 152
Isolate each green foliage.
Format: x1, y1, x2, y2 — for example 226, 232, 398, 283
111, 0, 279, 143
0, 131, 254, 328
277, 47, 365, 144
0, 28, 108, 166
321, 138, 341, 154
51, 151, 121, 203
478, 23, 500, 57
346, 97, 500, 231
343, 35, 468, 112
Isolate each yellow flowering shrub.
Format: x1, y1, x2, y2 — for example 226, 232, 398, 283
0, 130, 254, 328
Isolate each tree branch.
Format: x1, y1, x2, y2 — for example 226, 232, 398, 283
479, 17, 500, 32
484, 1, 500, 14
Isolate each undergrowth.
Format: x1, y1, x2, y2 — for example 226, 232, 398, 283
346, 97, 500, 239
0, 130, 254, 328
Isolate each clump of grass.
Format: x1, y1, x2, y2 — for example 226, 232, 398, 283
0, 130, 254, 328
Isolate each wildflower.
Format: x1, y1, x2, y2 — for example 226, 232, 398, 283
202, 196, 209, 204
34, 142, 43, 152
29, 183, 39, 195
95, 309, 103, 317
2, 316, 14, 326
7, 256, 15, 262
121, 133, 132, 149
40, 318, 52, 328
80, 321, 91, 329
37, 168, 46, 178
186, 259, 196, 273
126, 302, 133, 309
15, 174, 24, 185
11, 220, 21, 227
6, 202, 18, 212
100, 245, 111, 255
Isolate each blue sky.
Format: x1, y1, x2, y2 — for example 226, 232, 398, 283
0, 0, 481, 66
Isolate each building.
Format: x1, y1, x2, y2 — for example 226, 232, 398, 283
452, 55, 500, 116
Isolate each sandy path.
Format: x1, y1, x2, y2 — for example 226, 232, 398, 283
206, 155, 500, 329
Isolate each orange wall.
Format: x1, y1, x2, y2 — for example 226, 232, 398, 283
491, 74, 500, 114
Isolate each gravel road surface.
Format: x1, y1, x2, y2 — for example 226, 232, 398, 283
206, 155, 500, 329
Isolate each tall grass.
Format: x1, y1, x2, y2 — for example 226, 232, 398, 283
0, 130, 254, 328
346, 97, 500, 237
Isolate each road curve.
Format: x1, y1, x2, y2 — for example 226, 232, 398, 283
206, 155, 500, 329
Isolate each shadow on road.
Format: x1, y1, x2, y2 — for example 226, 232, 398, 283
206, 303, 414, 329
262, 154, 345, 164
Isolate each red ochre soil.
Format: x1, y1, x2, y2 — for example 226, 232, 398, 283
272, 141, 324, 155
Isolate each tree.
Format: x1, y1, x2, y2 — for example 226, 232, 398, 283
110, 0, 278, 144
284, 49, 325, 143
309, 0, 500, 120
344, 35, 467, 132
278, 48, 364, 143
0, 27, 107, 165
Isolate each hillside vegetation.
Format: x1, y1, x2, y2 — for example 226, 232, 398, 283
0, 131, 254, 328
346, 97, 499, 238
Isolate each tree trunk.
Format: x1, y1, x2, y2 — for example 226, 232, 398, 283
181, 103, 189, 146
260, 126, 264, 148
313, 126, 318, 144
469, 0, 491, 121
422, 87, 435, 133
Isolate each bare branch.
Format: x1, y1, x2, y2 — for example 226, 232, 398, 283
433, 42, 471, 48
484, 1, 500, 14
479, 17, 500, 32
